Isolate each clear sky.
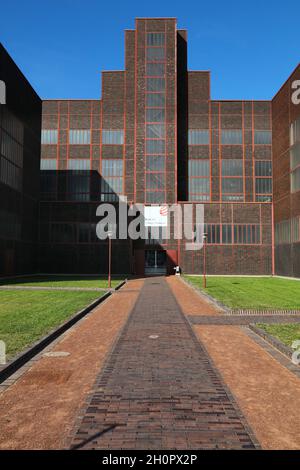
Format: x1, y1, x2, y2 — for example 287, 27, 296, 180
0, 0, 299, 100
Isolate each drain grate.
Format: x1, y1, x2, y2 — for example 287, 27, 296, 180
43, 351, 70, 358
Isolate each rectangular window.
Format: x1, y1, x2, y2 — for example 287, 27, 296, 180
0, 131, 23, 168
204, 224, 221, 244
146, 156, 165, 172
189, 178, 210, 195
146, 139, 165, 154
0, 157, 22, 191
222, 159, 243, 176
222, 225, 232, 244
221, 130, 242, 145
146, 63, 165, 76
146, 93, 165, 107
291, 167, 300, 193
146, 47, 165, 61
101, 177, 123, 197
102, 130, 124, 145
146, 173, 165, 190
146, 78, 165, 92
102, 159, 123, 176
291, 117, 300, 145
254, 130, 272, 145
69, 129, 91, 145
146, 109, 165, 123
290, 143, 300, 171
41, 159, 57, 170
147, 33, 165, 46
255, 161, 272, 176
188, 129, 209, 145
255, 178, 272, 194
67, 159, 91, 170
146, 124, 165, 138
42, 129, 58, 144
145, 191, 165, 203
222, 178, 243, 198
233, 225, 260, 244
189, 160, 210, 176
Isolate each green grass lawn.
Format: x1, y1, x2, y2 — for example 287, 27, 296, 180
0, 290, 103, 359
257, 323, 300, 348
185, 276, 300, 309
0, 275, 122, 289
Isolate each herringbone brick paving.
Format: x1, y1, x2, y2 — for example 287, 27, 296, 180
70, 278, 258, 450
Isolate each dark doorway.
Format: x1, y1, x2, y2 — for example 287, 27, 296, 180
145, 250, 167, 276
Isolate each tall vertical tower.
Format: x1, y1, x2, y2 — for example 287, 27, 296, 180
125, 18, 178, 204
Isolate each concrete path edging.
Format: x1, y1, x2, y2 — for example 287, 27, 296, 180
249, 324, 296, 362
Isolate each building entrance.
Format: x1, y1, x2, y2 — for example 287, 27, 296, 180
144, 250, 167, 276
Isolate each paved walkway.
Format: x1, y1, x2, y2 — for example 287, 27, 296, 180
0, 280, 142, 449
70, 278, 258, 450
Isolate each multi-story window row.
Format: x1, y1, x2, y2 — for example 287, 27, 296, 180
275, 217, 300, 245
0, 107, 24, 192
200, 223, 261, 244
42, 128, 124, 145
144, 31, 167, 204
290, 117, 300, 193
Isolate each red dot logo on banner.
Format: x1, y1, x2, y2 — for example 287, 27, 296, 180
160, 206, 168, 216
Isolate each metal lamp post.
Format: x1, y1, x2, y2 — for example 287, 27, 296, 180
203, 233, 208, 289
107, 229, 113, 289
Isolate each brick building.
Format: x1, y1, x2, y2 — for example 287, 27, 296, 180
0, 44, 41, 275
1, 18, 299, 277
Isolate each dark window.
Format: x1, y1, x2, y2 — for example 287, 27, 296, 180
146, 63, 165, 76
147, 33, 165, 46
146, 47, 165, 61
146, 173, 165, 190
254, 130, 272, 145
146, 124, 165, 138
221, 130, 242, 144
146, 139, 165, 154
188, 130, 209, 145
146, 156, 165, 171
222, 159, 243, 176
146, 78, 165, 92
146, 109, 165, 122
146, 93, 165, 107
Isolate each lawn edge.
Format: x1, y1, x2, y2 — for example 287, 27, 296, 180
183, 275, 300, 314
249, 324, 295, 361
0, 279, 126, 384
181, 275, 229, 313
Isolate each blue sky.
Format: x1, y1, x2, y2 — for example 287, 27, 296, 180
0, 0, 299, 100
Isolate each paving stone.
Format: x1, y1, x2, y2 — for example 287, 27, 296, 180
70, 278, 259, 450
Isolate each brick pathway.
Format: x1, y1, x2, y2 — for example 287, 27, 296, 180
0, 280, 142, 449
70, 277, 258, 450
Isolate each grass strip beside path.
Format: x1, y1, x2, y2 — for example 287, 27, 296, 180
256, 323, 300, 348
185, 276, 300, 309
0, 276, 122, 289
0, 290, 103, 358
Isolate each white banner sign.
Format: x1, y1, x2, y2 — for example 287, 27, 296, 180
144, 206, 168, 227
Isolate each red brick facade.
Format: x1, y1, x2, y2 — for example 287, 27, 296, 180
38, 18, 298, 276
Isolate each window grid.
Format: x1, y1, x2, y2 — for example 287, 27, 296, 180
69, 129, 91, 145
290, 119, 300, 193
221, 159, 244, 202
188, 159, 210, 201
203, 224, 261, 245
144, 30, 166, 204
